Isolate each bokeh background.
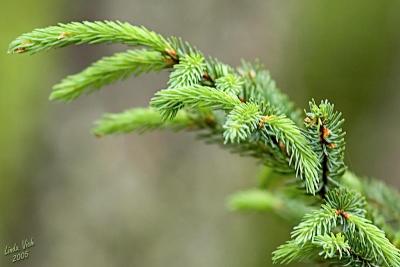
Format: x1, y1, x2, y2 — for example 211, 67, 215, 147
1, 1, 400, 266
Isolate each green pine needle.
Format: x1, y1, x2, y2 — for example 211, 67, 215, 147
150, 85, 241, 119
347, 215, 400, 267
272, 240, 317, 264
314, 233, 351, 259
290, 205, 338, 244
223, 102, 261, 143
273, 233, 351, 264
50, 49, 169, 101
93, 108, 192, 137
304, 99, 346, 195
168, 53, 206, 88
8, 20, 171, 54
215, 73, 243, 94
260, 115, 321, 194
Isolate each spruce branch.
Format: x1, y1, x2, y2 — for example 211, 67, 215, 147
305, 100, 346, 198
347, 215, 400, 267
150, 85, 241, 119
325, 187, 366, 218
215, 73, 244, 95
8, 20, 400, 267
8, 21, 172, 54
168, 53, 206, 88
51, 49, 169, 101
272, 236, 381, 267
341, 171, 400, 242
327, 188, 400, 267
290, 204, 338, 244
314, 233, 351, 260
259, 114, 320, 194
274, 188, 400, 266
93, 108, 192, 137
273, 233, 351, 264
272, 240, 318, 264
223, 102, 261, 143
9, 22, 310, 184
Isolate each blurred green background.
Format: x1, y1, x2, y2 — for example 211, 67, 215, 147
1, 0, 400, 266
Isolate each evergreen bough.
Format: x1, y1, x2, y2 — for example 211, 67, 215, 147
8, 20, 400, 267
